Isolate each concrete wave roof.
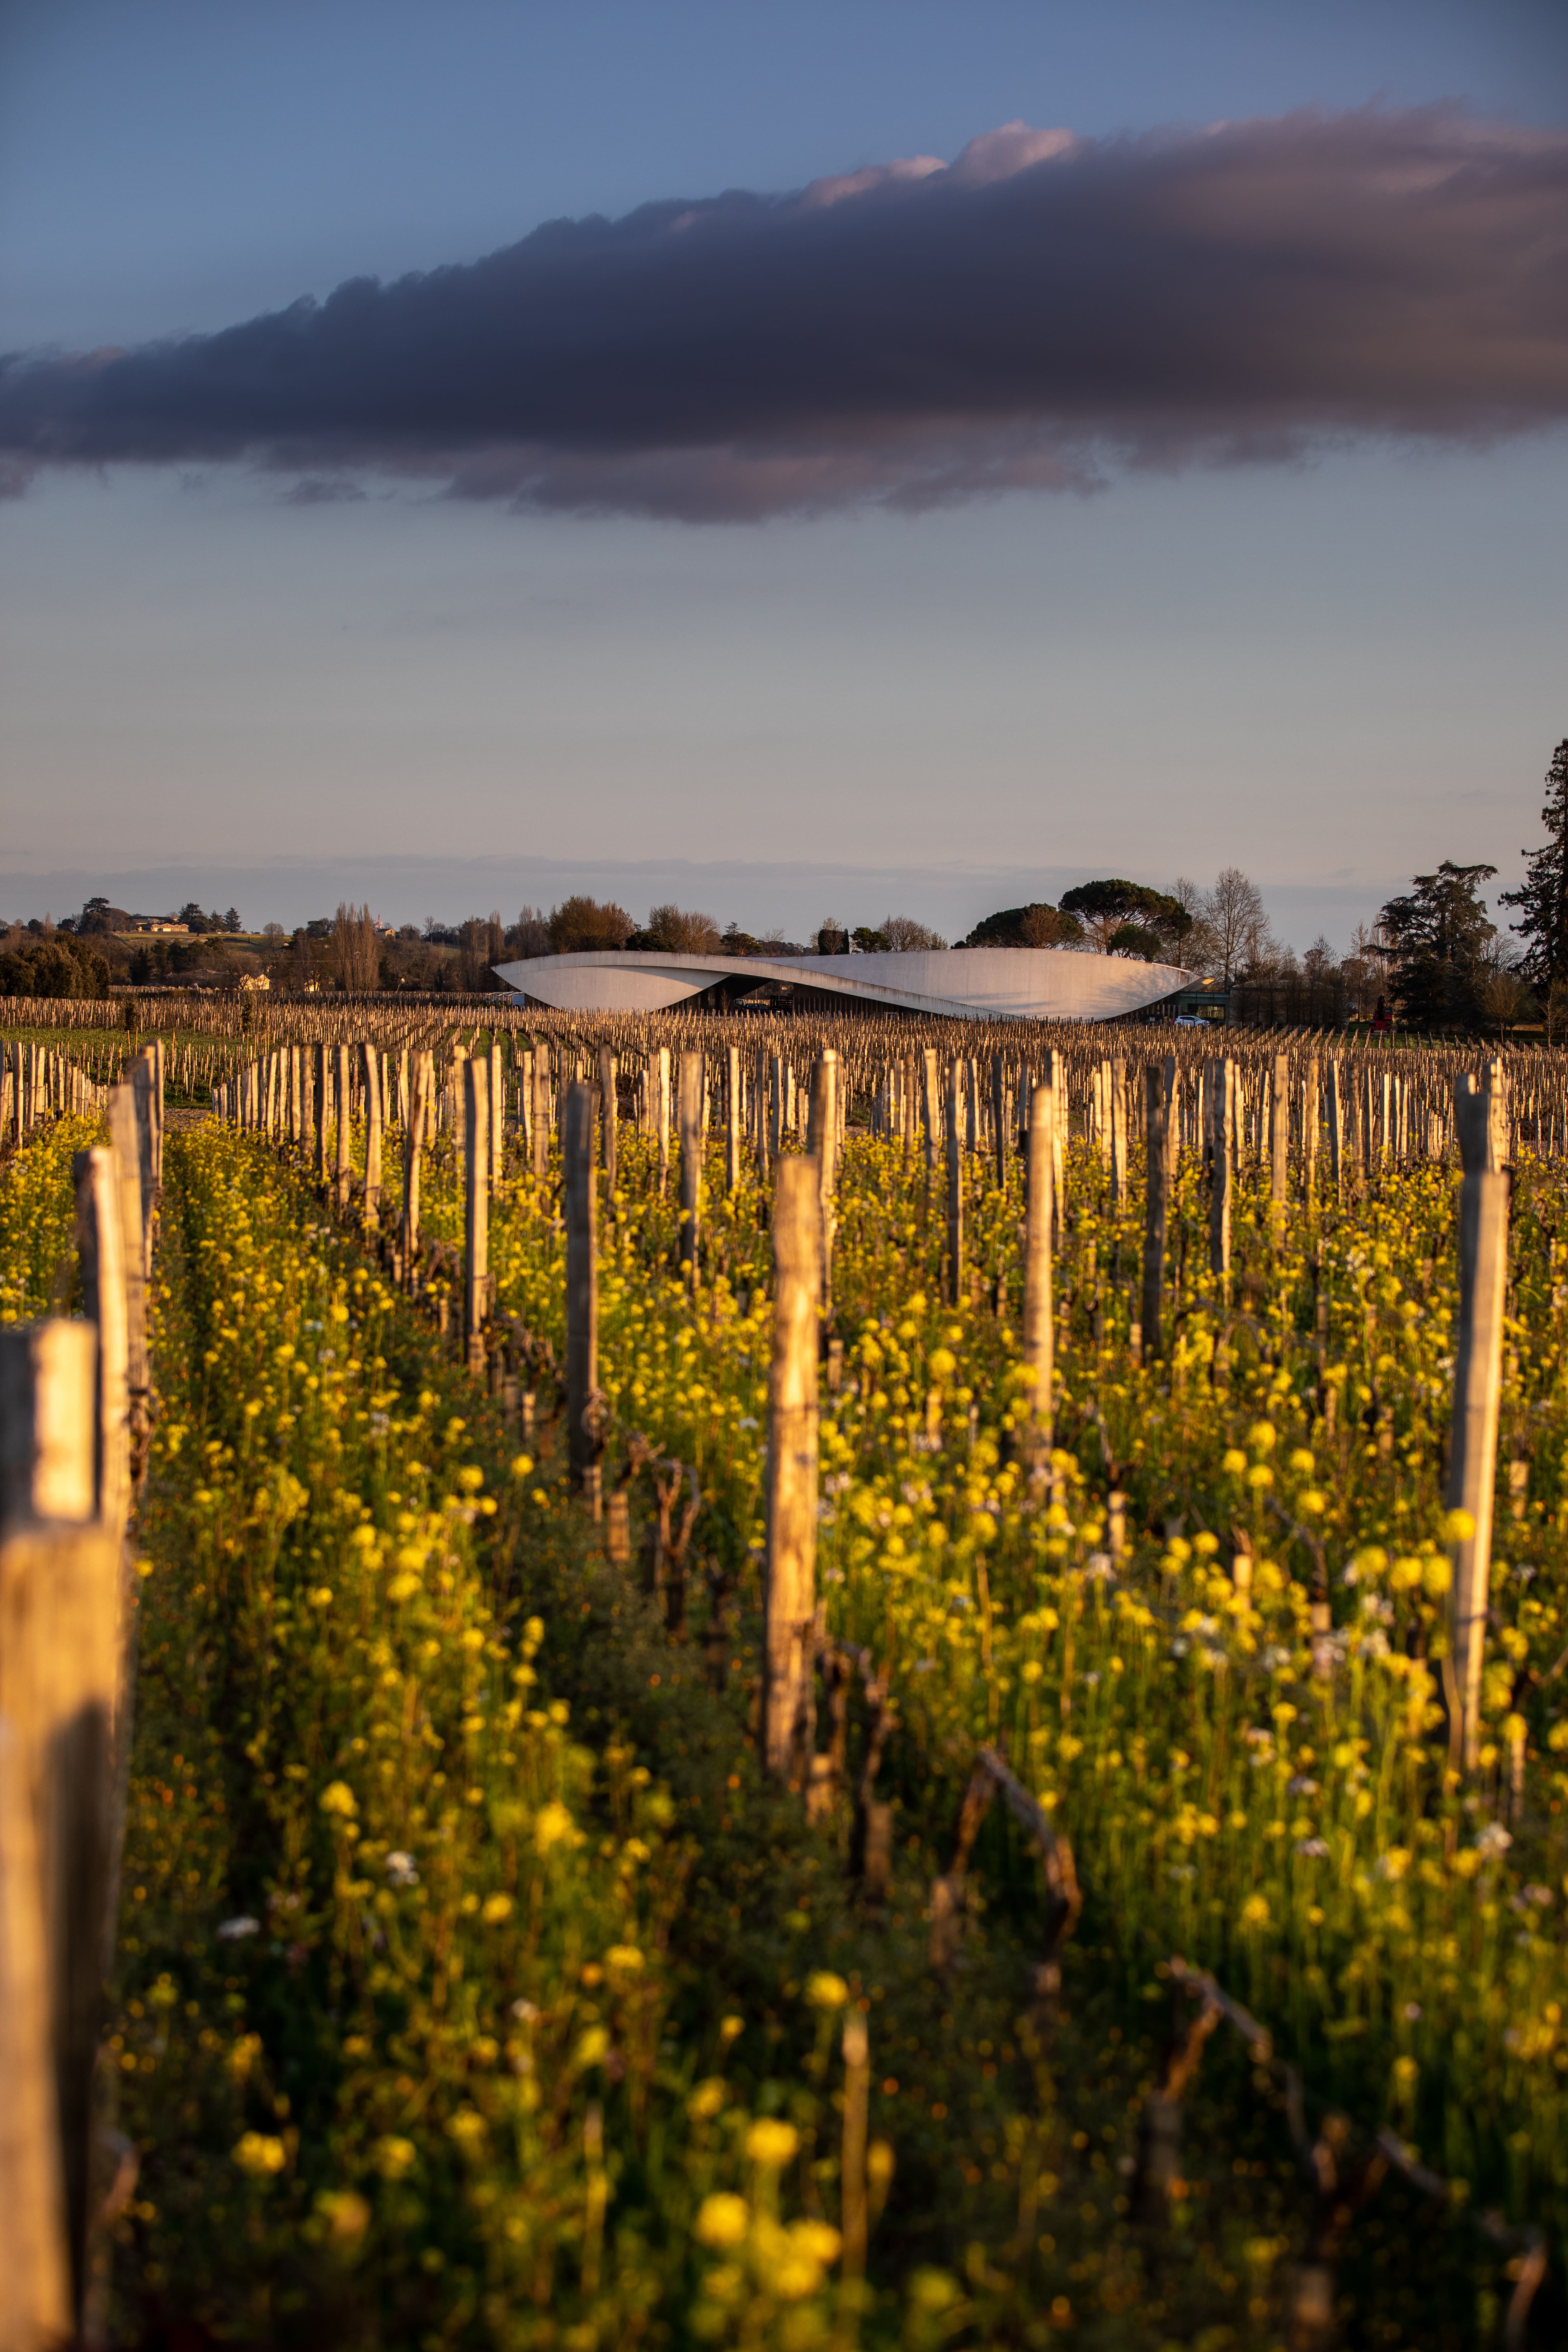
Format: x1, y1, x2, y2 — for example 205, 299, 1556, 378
491, 945, 1190, 1021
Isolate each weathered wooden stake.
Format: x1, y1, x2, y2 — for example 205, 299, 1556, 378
1209, 1057, 1233, 1300
463, 1057, 490, 1375
1270, 1052, 1289, 1240
724, 1044, 741, 1195
1141, 1063, 1169, 1361
1447, 1071, 1510, 1770
945, 1060, 964, 1306
1022, 1083, 1054, 1459
764, 1156, 821, 1781
678, 1051, 703, 1280
598, 1047, 617, 1201
314, 1042, 330, 1186
564, 1083, 602, 1497
362, 1042, 383, 1234
0, 1319, 123, 2330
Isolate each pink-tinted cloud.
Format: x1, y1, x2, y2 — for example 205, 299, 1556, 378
2, 105, 1564, 520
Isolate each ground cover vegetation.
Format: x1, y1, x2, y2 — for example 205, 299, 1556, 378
6, 1046, 1568, 2346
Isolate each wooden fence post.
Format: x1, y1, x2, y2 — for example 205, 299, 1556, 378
1142, 1063, 1168, 1361
564, 1083, 602, 1500
0, 1319, 124, 2333
1304, 1055, 1319, 1206
489, 1040, 504, 1194
656, 1046, 671, 1196
401, 1052, 429, 1282
1022, 1083, 1054, 1460
764, 1157, 821, 1781
463, 1057, 490, 1376
1447, 1072, 1510, 1770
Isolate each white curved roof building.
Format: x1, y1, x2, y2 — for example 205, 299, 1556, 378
492, 946, 1188, 1022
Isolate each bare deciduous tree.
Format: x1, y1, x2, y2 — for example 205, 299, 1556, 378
644, 904, 722, 952
332, 901, 381, 992
1203, 867, 1269, 985
881, 914, 947, 951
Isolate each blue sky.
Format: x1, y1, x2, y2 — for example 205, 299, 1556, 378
3, 0, 1565, 946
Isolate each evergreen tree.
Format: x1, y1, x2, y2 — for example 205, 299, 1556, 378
1499, 739, 1568, 982
1377, 860, 1496, 1029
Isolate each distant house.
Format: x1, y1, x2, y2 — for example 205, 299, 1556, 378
132, 917, 189, 935
237, 972, 271, 993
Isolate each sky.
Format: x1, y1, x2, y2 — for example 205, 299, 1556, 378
2, 0, 1566, 951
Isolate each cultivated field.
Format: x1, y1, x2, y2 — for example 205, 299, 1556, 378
3, 1000, 1567, 2350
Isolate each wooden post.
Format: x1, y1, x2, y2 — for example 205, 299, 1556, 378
104, 1085, 149, 1485
1447, 1072, 1510, 1770
72, 1149, 131, 1540
768, 1051, 783, 1163
992, 1055, 1009, 1190
532, 1044, 551, 1181
764, 1157, 821, 1781
725, 1044, 741, 1196
655, 1046, 671, 1196
0, 1704, 74, 2352
755, 1045, 771, 1183
1270, 1052, 1289, 1240
363, 1042, 383, 1235
598, 1047, 617, 1201
1110, 1056, 1128, 1202
489, 1040, 504, 1193
402, 1051, 429, 1280
1209, 1057, 1233, 1300
945, 1060, 964, 1306
130, 1052, 156, 1275
921, 1047, 940, 1174
1142, 1063, 1168, 1361
1327, 1059, 1343, 1196
1304, 1055, 1319, 1206
314, 1042, 330, 1186
1022, 1083, 1054, 1459
678, 1051, 703, 1280
333, 1043, 352, 1211
0, 1319, 123, 2330
564, 1083, 602, 1498
463, 1058, 490, 1375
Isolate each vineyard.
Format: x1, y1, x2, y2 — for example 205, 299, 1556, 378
4, 1000, 1568, 2351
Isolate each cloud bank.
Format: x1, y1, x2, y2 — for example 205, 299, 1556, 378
3, 107, 1566, 519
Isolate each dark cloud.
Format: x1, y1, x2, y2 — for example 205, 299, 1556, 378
3, 107, 1565, 520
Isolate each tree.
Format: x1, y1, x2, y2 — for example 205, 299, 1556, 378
851, 925, 890, 954
509, 906, 550, 960
1106, 922, 1164, 961
1499, 739, 1568, 983
547, 896, 635, 955
0, 933, 109, 999
224, 906, 242, 932
1059, 880, 1191, 957
815, 920, 850, 956
880, 915, 947, 951
1202, 868, 1270, 985
960, 904, 1077, 950
634, 905, 722, 954
331, 902, 382, 992
1376, 861, 1497, 1029
722, 922, 762, 956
